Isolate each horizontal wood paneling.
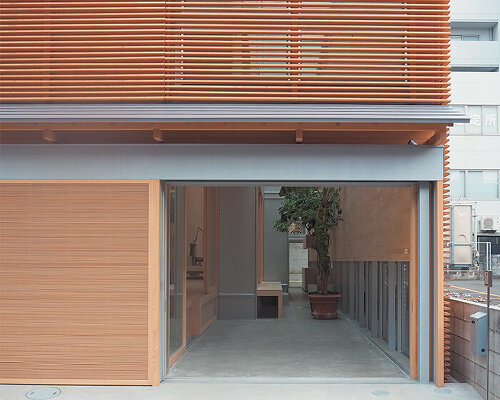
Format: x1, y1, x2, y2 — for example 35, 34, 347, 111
0, 181, 152, 382
0, 0, 450, 103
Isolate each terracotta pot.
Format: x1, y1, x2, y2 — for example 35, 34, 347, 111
308, 293, 341, 320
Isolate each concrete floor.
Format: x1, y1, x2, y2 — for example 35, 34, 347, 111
0, 382, 483, 400
168, 288, 406, 378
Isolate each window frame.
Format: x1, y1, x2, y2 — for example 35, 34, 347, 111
450, 170, 500, 200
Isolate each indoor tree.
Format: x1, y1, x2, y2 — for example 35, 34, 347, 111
274, 187, 342, 295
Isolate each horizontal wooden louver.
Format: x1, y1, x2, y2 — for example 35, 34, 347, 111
0, 1, 167, 102
0, 0, 451, 103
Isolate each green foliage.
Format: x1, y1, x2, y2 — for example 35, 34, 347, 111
274, 187, 342, 294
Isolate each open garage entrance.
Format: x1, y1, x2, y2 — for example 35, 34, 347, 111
163, 183, 417, 380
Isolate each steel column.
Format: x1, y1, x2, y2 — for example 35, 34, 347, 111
418, 182, 431, 383
388, 261, 397, 351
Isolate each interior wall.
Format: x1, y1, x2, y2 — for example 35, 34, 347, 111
0, 180, 159, 384
218, 187, 257, 319
262, 188, 289, 287
185, 186, 205, 265
331, 186, 413, 262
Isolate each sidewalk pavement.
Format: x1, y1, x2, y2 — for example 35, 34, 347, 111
0, 382, 482, 400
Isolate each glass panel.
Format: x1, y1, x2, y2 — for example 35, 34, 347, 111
466, 105, 483, 134
450, 35, 462, 41
463, 35, 480, 41
468, 171, 499, 198
168, 186, 185, 358
449, 105, 465, 134
450, 171, 465, 199
483, 106, 498, 134
206, 188, 215, 289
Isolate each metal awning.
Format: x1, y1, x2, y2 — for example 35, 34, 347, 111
0, 104, 469, 124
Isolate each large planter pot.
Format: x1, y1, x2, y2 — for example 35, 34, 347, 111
308, 293, 341, 320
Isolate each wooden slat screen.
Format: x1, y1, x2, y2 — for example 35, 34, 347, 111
0, 182, 151, 383
0, 1, 167, 102
0, 0, 450, 103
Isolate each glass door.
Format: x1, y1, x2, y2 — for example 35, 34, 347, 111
167, 186, 186, 366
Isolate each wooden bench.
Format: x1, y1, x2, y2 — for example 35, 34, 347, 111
256, 281, 283, 318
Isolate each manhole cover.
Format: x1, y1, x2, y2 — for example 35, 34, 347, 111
26, 387, 61, 400
372, 390, 390, 397
434, 388, 452, 395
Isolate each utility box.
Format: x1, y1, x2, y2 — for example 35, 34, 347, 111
470, 312, 488, 355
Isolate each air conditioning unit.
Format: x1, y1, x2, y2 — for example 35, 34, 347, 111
479, 216, 500, 232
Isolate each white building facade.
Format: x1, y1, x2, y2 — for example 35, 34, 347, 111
449, 0, 500, 274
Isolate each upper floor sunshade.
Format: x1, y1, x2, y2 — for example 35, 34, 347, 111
1, 0, 452, 104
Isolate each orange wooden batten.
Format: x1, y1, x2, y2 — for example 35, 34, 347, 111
1, 0, 450, 104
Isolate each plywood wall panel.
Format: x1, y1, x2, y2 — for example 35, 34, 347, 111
0, 182, 152, 382
331, 186, 412, 262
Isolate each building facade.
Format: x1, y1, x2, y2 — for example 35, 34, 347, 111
448, 0, 500, 274
0, 0, 467, 388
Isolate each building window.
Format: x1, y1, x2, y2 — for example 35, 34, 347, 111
450, 34, 480, 41
450, 171, 466, 199
468, 171, 499, 199
467, 105, 482, 134
449, 105, 500, 135
463, 35, 480, 41
450, 22, 498, 41
483, 106, 499, 134
450, 170, 500, 200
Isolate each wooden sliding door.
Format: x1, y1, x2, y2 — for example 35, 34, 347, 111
0, 180, 160, 385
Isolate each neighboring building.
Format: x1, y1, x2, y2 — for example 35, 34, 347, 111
448, 0, 500, 275
0, 0, 467, 389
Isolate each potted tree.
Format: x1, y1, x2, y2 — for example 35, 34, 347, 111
274, 187, 342, 319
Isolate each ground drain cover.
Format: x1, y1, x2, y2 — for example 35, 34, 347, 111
26, 387, 61, 400
372, 390, 390, 397
434, 388, 452, 395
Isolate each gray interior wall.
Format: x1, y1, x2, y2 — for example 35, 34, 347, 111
218, 187, 257, 319
263, 188, 289, 287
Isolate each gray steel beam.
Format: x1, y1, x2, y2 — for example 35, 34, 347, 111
358, 262, 366, 327
0, 144, 444, 182
397, 262, 403, 352
370, 261, 379, 337
418, 182, 431, 383
388, 261, 397, 351
349, 262, 356, 319
371, 261, 379, 338
378, 263, 384, 337
342, 262, 349, 314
